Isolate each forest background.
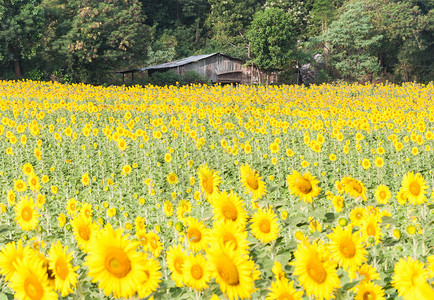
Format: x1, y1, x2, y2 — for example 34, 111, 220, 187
0, 0, 432, 85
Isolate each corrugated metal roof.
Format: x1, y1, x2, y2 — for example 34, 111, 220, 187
138, 53, 243, 71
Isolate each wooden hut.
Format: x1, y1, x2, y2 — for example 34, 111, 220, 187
116, 53, 279, 84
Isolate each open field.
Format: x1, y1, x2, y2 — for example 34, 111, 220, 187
0, 80, 433, 299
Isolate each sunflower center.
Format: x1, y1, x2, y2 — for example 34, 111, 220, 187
203, 177, 214, 194
105, 248, 131, 278
187, 228, 202, 243
174, 258, 183, 274
352, 182, 362, 193
356, 213, 363, 220
246, 173, 259, 190
55, 259, 69, 280
21, 207, 33, 221
191, 264, 203, 280
409, 182, 420, 196
307, 258, 327, 284
259, 219, 271, 233
78, 225, 91, 241
222, 202, 238, 221
367, 224, 376, 236
363, 291, 375, 300
24, 277, 44, 300
222, 233, 238, 250
217, 256, 239, 286
379, 191, 387, 200
339, 239, 356, 258
295, 177, 312, 194
278, 292, 295, 300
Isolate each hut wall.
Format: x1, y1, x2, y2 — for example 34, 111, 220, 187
181, 55, 244, 83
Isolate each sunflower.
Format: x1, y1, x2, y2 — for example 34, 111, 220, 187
286, 170, 321, 203
361, 158, 371, 170
197, 164, 221, 201
22, 163, 34, 176
374, 157, 384, 168
7, 189, 16, 206
392, 257, 432, 300
48, 241, 79, 297
28, 174, 40, 191
182, 254, 211, 291
341, 176, 367, 201
396, 188, 407, 205
291, 240, 341, 300
79, 203, 92, 220
401, 172, 428, 205
271, 261, 287, 282
15, 195, 39, 231
81, 173, 90, 186
250, 207, 279, 244
348, 263, 380, 283
85, 224, 145, 298
36, 194, 46, 209
354, 281, 385, 300
164, 200, 174, 217
0, 240, 31, 282
14, 179, 27, 192
9, 256, 58, 300
66, 198, 79, 217
211, 221, 249, 256
71, 215, 99, 253
373, 184, 391, 205
327, 226, 367, 270
58, 213, 67, 228
137, 254, 162, 298
212, 190, 248, 229
166, 244, 188, 287
360, 215, 382, 245
145, 231, 163, 257
167, 172, 179, 184
185, 218, 210, 253
134, 215, 147, 232
240, 164, 267, 200
332, 195, 344, 212
266, 279, 303, 300
136, 229, 148, 248
208, 244, 256, 300
269, 142, 279, 153
350, 206, 366, 227
176, 199, 193, 224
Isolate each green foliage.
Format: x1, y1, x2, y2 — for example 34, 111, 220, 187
248, 8, 296, 71
364, 0, 433, 83
206, 0, 263, 55
63, 0, 151, 83
0, 0, 431, 84
0, 0, 45, 77
323, 2, 383, 82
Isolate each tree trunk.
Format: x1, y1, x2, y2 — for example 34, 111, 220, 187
8, 45, 21, 78
195, 18, 199, 43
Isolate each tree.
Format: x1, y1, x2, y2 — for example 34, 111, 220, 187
323, 2, 383, 82
64, 0, 151, 82
247, 8, 296, 72
206, 0, 265, 59
364, 0, 433, 82
0, 0, 45, 77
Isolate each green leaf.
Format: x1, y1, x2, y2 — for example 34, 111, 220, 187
341, 279, 361, 291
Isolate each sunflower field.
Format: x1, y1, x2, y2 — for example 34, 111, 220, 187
0, 80, 433, 300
